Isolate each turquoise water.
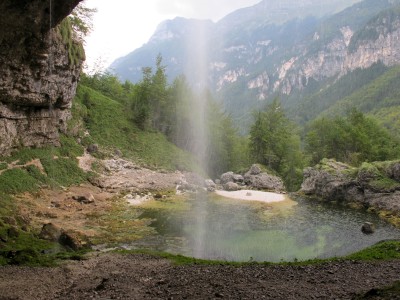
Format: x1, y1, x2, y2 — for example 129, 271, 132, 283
128, 194, 400, 262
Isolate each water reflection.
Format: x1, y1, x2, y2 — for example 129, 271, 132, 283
131, 193, 400, 262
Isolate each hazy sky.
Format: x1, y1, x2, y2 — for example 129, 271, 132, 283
84, 0, 261, 71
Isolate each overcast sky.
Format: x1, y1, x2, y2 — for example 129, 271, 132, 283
83, 0, 261, 72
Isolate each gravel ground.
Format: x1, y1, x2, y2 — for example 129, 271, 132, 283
0, 253, 400, 299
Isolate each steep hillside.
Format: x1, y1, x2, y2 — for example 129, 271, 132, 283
71, 84, 194, 170
110, 0, 400, 132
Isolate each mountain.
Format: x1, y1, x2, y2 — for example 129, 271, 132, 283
110, 0, 400, 131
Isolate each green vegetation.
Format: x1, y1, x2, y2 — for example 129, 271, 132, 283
58, 18, 85, 67
305, 109, 400, 166
73, 83, 194, 170
80, 55, 248, 176
323, 66, 400, 126
249, 98, 304, 190
0, 136, 88, 195
345, 240, 400, 261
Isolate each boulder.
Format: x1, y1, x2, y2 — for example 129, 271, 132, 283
223, 182, 239, 191
233, 174, 244, 183
300, 159, 356, 201
243, 164, 285, 192
205, 179, 216, 192
247, 164, 262, 175
220, 172, 235, 184
245, 173, 285, 192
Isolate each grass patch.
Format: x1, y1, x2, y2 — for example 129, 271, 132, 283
346, 240, 400, 261
0, 135, 88, 195
41, 157, 87, 187
0, 169, 40, 194
114, 240, 400, 266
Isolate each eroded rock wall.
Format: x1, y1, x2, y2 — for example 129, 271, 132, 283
0, 0, 83, 155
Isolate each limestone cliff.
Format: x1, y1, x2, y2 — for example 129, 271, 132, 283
0, 0, 83, 155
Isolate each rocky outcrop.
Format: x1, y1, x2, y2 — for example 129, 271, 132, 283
300, 159, 400, 216
0, 0, 84, 155
219, 164, 285, 192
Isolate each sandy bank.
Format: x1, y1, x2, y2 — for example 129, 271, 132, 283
215, 190, 286, 203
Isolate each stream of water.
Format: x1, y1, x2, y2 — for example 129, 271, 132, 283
127, 193, 400, 262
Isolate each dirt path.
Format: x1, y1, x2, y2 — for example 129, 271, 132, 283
0, 253, 399, 299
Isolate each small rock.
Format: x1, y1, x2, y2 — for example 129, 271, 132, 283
39, 223, 62, 241
154, 193, 163, 199
87, 144, 99, 153
51, 201, 62, 208
59, 231, 85, 251
248, 164, 262, 175
114, 149, 122, 157
361, 222, 375, 234
246, 192, 252, 196
73, 193, 95, 204
95, 278, 109, 291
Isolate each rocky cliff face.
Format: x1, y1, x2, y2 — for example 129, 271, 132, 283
0, 0, 83, 155
276, 17, 400, 97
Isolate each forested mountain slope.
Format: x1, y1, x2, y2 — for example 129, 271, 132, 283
111, 0, 400, 132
